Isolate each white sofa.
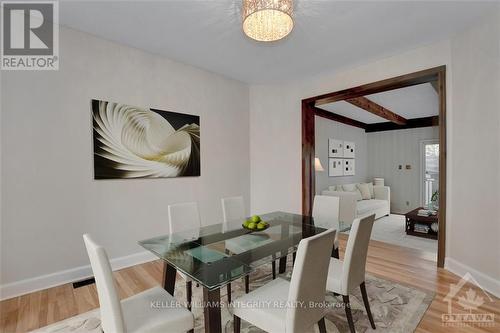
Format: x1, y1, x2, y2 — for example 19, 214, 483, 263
321, 183, 390, 224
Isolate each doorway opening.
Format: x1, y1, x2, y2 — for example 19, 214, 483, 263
301, 66, 447, 267
421, 140, 439, 208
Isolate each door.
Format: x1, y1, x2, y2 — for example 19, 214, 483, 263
421, 140, 439, 208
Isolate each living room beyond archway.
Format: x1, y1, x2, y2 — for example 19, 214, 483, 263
301, 66, 447, 267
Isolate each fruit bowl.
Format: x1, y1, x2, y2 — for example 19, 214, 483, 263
242, 215, 269, 231
242, 222, 270, 232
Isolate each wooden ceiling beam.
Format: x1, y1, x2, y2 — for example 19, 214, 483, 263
313, 107, 367, 130
307, 65, 445, 106
365, 116, 438, 132
345, 96, 407, 125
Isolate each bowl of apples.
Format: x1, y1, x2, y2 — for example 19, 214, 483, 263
242, 215, 269, 231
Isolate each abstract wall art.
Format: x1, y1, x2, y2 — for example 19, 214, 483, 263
92, 99, 200, 179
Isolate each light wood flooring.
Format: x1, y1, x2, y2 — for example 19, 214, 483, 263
1, 236, 499, 333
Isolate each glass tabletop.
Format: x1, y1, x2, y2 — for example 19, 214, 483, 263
138, 211, 351, 290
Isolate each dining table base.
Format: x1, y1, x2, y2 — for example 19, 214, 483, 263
203, 287, 222, 333
162, 262, 223, 333
162, 261, 177, 295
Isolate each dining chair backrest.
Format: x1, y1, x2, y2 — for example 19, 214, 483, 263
312, 195, 340, 229
168, 202, 201, 234
83, 234, 125, 333
286, 228, 336, 333
342, 214, 376, 293
221, 196, 245, 223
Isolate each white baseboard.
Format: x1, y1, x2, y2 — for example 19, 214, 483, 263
0, 251, 156, 301
445, 257, 500, 298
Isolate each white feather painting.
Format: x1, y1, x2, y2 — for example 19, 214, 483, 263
92, 99, 200, 179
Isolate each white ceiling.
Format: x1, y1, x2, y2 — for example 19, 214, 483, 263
58, 1, 495, 84
319, 83, 438, 124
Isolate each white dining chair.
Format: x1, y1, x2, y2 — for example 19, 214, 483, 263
232, 228, 336, 333
83, 234, 194, 333
168, 202, 201, 311
326, 214, 376, 333
312, 195, 341, 258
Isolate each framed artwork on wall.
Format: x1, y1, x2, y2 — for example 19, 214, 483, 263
343, 141, 355, 158
92, 99, 200, 179
328, 139, 343, 158
343, 159, 355, 176
329, 158, 343, 177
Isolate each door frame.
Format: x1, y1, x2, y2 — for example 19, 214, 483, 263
301, 66, 447, 267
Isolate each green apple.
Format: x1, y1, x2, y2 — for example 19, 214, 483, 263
247, 222, 257, 230
250, 215, 261, 223
257, 222, 266, 230
243, 220, 250, 228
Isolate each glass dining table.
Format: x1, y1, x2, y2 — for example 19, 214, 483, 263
139, 211, 351, 333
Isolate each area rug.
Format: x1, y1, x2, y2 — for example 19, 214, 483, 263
368, 214, 437, 254
32, 260, 433, 333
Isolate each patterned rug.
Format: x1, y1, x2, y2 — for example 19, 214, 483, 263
33, 260, 433, 333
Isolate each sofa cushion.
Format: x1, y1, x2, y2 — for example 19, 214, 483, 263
342, 184, 363, 201
328, 185, 343, 192
342, 183, 357, 191
343, 183, 362, 201
357, 199, 387, 215
357, 183, 372, 200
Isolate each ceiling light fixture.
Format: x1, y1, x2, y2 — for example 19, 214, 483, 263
242, 0, 294, 42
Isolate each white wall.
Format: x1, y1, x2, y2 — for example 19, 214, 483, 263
446, 8, 500, 290
367, 127, 439, 213
315, 117, 367, 193
0, 27, 250, 295
250, 9, 500, 296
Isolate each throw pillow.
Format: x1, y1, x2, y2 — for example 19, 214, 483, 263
367, 182, 374, 198
343, 184, 362, 201
342, 184, 357, 192
357, 183, 372, 200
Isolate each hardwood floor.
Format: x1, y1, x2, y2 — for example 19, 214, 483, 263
1, 236, 498, 333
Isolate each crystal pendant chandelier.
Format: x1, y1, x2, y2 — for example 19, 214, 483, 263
242, 0, 294, 42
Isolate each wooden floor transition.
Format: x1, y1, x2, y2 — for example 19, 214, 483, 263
1, 235, 499, 333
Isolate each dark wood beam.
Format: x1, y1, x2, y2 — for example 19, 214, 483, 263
308, 65, 445, 106
302, 101, 315, 216
346, 96, 407, 125
365, 116, 438, 132
430, 80, 439, 93
313, 107, 367, 129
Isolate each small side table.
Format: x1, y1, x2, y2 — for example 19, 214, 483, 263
405, 207, 438, 240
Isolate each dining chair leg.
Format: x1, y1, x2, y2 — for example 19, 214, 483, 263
227, 283, 232, 303
186, 281, 192, 311
332, 246, 339, 259
245, 275, 250, 293
234, 315, 241, 333
360, 282, 376, 329
318, 317, 327, 333
343, 295, 356, 333
272, 260, 276, 279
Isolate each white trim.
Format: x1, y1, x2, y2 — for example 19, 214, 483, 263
445, 257, 500, 298
0, 251, 156, 301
